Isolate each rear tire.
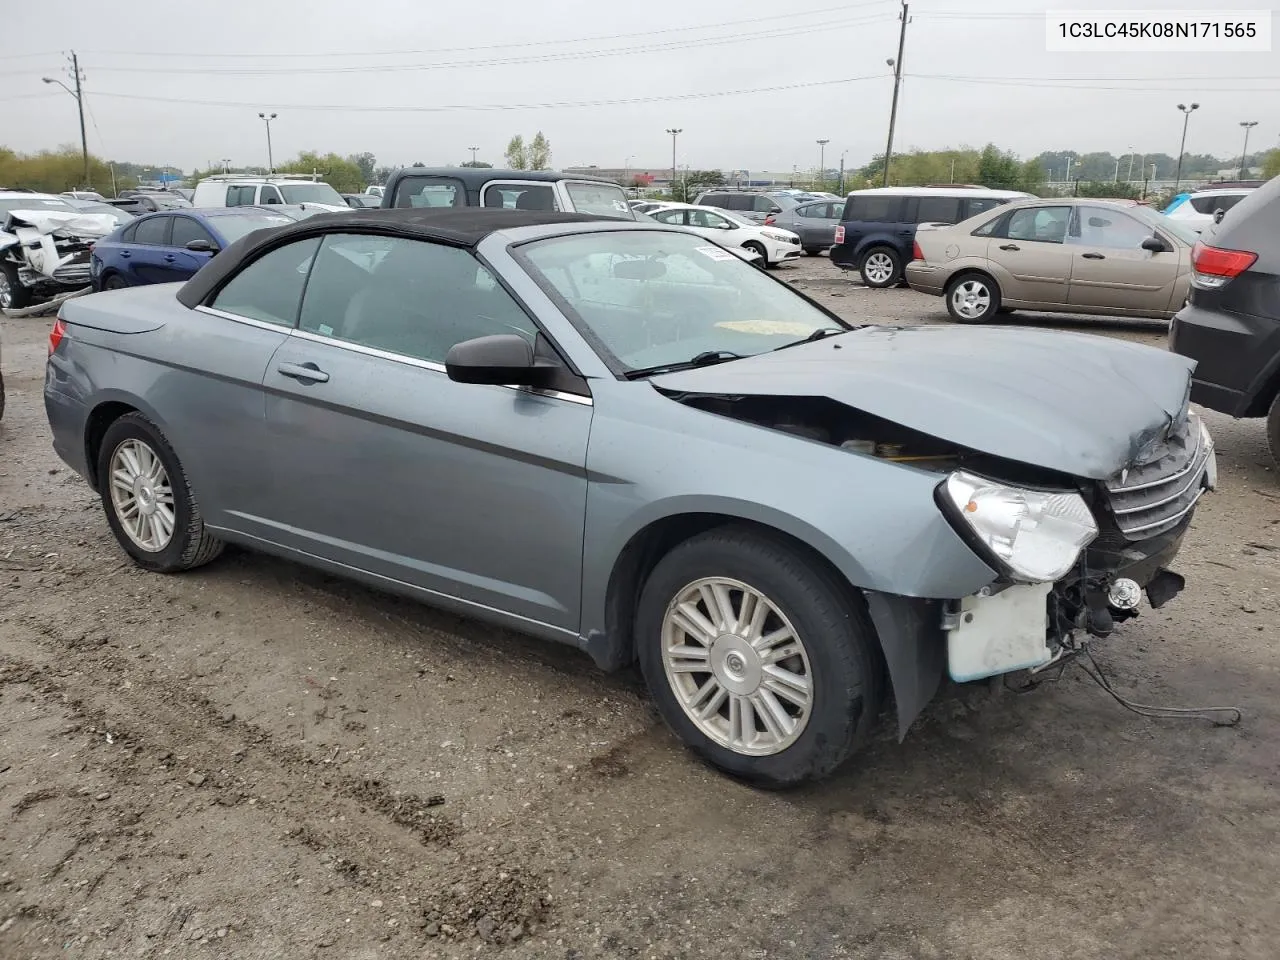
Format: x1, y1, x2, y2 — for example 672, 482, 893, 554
635, 526, 882, 788
97, 412, 224, 573
859, 247, 901, 288
1267, 393, 1280, 470
945, 272, 1002, 323
0, 262, 32, 311
102, 274, 127, 291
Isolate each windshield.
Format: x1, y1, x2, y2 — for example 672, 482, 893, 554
278, 183, 346, 206
519, 230, 845, 375
210, 212, 300, 243
0, 196, 79, 215
564, 181, 635, 220
151, 195, 191, 209
716, 209, 758, 228
76, 203, 133, 225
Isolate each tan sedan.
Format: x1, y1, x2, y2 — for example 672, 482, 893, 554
905, 198, 1196, 323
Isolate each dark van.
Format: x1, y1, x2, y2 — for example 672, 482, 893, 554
1170, 174, 1280, 466
830, 187, 1032, 287
380, 168, 636, 219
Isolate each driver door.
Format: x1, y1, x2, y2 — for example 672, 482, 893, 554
1065, 206, 1184, 313
260, 232, 593, 631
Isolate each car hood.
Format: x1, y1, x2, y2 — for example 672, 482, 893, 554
651, 324, 1194, 480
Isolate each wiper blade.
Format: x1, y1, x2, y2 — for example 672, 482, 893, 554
623, 350, 747, 380
774, 327, 847, 351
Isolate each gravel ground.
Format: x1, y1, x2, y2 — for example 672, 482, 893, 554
2, 258, 1278, 960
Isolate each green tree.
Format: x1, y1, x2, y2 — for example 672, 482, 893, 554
371, 165, 396, 184
460, 160, 493, 168
1264, 149, 1280, 179
670, 169, 725, 203
348, 152, 376, 183
528, 132, 552, 170
0, 145, 115, 193
1075, 180, 1140, 199
976, 144, 1022, 189
276, 151, 364, 192
504, 135, 527, 170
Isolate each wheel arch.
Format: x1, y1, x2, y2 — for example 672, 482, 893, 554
82, 392, 177, 490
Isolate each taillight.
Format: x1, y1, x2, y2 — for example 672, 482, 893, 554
834, 225, 845, 244
49, 317, 66, 355
912, 240, 924, 262
1190, 240, 1257, 290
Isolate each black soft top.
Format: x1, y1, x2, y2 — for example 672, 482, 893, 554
176, 207, 600, 308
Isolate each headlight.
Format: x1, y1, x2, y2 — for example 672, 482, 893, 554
1198, 416, 1217, 490
761, 230, 792, 242
942, 471, 1098, 583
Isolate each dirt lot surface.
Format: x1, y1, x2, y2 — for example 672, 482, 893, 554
2, 259, 1278, 960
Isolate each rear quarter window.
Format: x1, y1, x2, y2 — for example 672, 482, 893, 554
845, 196, 901, 223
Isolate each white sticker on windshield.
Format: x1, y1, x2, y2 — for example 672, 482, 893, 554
695, 245, 736, 261
612, 199, 629, 211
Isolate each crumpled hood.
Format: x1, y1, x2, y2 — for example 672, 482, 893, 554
1, 209, 117, 239
651, 325, 1195, 480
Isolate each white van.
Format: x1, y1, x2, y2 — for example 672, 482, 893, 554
192, 175, 350, 213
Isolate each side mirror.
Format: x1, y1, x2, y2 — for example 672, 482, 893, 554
1140, 236, 1167, 253
445, 334, 553, 387
186, 239, 218, 253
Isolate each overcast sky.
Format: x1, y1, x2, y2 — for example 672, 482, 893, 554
2, 0, 1275, 175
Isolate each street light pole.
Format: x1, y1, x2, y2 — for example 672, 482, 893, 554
468, 146, 479, 165
1239, 121, 1259, 178
816, 139, 829, 191
881, 1, 909, 187
258, 113, 277, 173
1126, 146, 1135, 182
1172, 103, 1199, 194
665, 128, 682, 197
42, 51, 90, 188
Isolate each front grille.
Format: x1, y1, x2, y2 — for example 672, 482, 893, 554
1103, 415, 1211, 540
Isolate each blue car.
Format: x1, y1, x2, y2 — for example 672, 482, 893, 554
90, 206, 311, 291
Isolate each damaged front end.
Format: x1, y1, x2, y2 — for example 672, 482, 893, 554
1, 210, 115, 308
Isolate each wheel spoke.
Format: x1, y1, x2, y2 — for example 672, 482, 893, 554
753, 624, 795, 653
119, 445, 143, 479
699, 582, 736, 632
154, 503, 176, 540
667, 644, 710, 673
729, 694, 756, 750
672, 601, 717, 646
751, 688, 793, 742
690, 678, 728, 720
111, 468, 133, 492
763, 666, 811, 707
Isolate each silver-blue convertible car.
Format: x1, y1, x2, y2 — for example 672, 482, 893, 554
44, 208, 1216, 786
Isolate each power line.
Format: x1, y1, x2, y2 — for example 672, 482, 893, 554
0, 91, 60, 102
87, 15, 897, 76
82, 0, 897, 59
86, 74, 891, 114
908, 73, 1280, 91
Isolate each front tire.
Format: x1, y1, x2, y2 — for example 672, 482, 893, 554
0, 262, 32, 311
102, 273, 127, 291
97, 412, 224, 573
945, 273, 1002, 323
636, 527, 882, 788
859, 247, 901, 288
742, 241, 767, 267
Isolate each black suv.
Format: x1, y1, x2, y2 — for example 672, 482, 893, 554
829, 188, 1030, 288
1170, 174, 1280, 465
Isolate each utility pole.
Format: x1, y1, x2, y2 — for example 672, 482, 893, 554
1239, 121, 1258, 178
1126, 146, 1135, 182
950, 156, 956, 184
258, 112, 277, 173
881, 1, 909, 187
665, 128, 682, 197
1172, 103, 1199, 194
839, 152, 846, 194
42, 51, 90, 188
816, 139, 829, 192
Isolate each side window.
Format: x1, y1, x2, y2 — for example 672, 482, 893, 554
847, 196, 899, 223
297, 234, 539, 365
482, 183, 558, 211
210, 237, 321, 326
132, 216, 171, 246
119, 221, 138, 242
259, 185, 283, 205
753, 195, 781, 213
963, 197, 1004, 219
650, 209, 686, 225
971, 213, 1006, 237
690, 209, 730, 229
1006, 206, 1071, 244
170, 216, 215, 248
915, 196, 962, 224
226, 185, 254, 206
1069, 207, 1157, 249
718, 195, 747, 211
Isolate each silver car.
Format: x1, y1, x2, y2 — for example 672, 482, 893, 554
769, 198, 845, 255
45, 208, 1214, 786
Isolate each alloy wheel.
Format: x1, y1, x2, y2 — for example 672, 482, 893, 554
660, 577, 813, 756
0, 273, 11, 309
950, 279, 992, 320
862, 252, 895, 285
108, 438, 177, 552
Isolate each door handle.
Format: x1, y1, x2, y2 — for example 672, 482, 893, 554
163, 255, 176, 263
998, 243, 1020, 251
119, 250, 132, 258
277, 361, 329, 384
1081, 252, 1106, 260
